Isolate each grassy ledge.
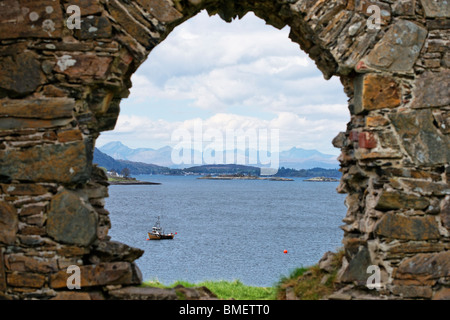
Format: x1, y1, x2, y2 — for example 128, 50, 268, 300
141, 249, 344, 300
141, 279, 277, 300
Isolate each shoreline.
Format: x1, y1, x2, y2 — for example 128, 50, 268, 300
197, 176, 293, 181
108, 180, 161, 185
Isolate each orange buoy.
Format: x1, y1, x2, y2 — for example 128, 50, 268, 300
283, 250, 288, 254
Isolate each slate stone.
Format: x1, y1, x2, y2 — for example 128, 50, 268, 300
0, 201, 18, 245
0, 0, 64, 40
411, 70, 450, 108
6, 271, 46, 288
49, 262, 139, 288
389, 109, 450, 166
0, 52, 46, 96
339, 246, 372, 285
0, 97, 75, 119
353, 74, 400, 114
374, 213, 440, 241
419, 0, 450, 17
0, 140, 93, 183
375, 190, 430, 210
90, 241, 144, 263
360, 20, 427, 72
396, 251, 450, 281
136, 0, 183, 23
0, 248, 6, 291
76, 15, 112, 39
47, 189, 97, 246
441, 196, 450, 230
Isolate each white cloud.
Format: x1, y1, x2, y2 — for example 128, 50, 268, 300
98, 112, 344, 155
98, 10, 348, 155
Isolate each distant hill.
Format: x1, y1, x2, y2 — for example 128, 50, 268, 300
184, 164, 261, 175
98, 141, 339, 169
93, 148, 341, 177
93, 148, 179, 175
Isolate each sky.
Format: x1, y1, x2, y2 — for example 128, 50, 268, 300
96, 10, 349, 156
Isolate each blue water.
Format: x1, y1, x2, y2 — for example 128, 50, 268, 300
105, 175, 346, 287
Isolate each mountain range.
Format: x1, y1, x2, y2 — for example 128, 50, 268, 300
98, 141, 339, 170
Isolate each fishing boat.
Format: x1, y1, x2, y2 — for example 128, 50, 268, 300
148, 216, 174, 240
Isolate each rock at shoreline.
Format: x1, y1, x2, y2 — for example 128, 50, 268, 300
305, 177, 339, 182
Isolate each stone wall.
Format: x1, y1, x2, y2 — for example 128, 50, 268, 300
0, 0, 448, 300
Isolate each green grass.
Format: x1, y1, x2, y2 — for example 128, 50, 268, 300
142, 279, 277, 300
276, 249, 345, 300
141, 249, 344, 300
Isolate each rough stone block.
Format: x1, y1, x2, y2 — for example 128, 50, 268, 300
90, 241, 144, 263
50, 291, 92, 300
390, 285, 433, 298
358, 132, 377, 149
7, 271, 46, 288
0, 118, 73, 130
0, 97, 75, 119
5, 254, 58, 273
0, 0, 64, 40
411, 70, 450, 108
57, 129, 83, 143
108, 286, 178, 300
389, 109, 450, 166
396, 178, 450, 196
55, 54, 113, 80
392, 0, 416, 16
0, 183, 47, 196
419, 0, 450, 17
358, 20, 427, 72
107, 0, 157, 49
433, 288, 450, 300
375, 190, 430, 211
136, 0, 183, 23
0, 140, 93, 183
0, 52, 46, 96
395, 251, 450, 285
76, 15, 112, 39
47, 189, 97, 246
49, 262, 139, 288
366, 115, 389, 127
353, 74, 400, 114
339, 246, 372, 285
0, 248, 6, 292
375, 213, 440, 241
441, 196, 450, 230
64, 0, 104, 16
0, 201, 18, 245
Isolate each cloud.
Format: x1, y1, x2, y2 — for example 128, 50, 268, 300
98, 10, 348, 155
97, 112, 344, 155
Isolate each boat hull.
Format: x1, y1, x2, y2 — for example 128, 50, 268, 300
148, 232, 174, 240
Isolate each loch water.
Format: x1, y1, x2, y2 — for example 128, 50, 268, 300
106, 175, 346, 287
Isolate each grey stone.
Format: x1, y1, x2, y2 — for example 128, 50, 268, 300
375, 190, 430, 210
108, 286, 178, 300
0, 140, 93, 184
374, 213, 441, 241
0, 201, 18, 245
47, 189, 97, 246
339, 246, 372, 285
411, 70, 450, 108
389, 109, 450, 166
419, 0, 450, 17
319, 251, 337, 273
360, 20, 427, 72
90, 241, 144, 263
0, 52, 46, 96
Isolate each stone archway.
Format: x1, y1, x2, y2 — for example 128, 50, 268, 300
0, 0, 449, 300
